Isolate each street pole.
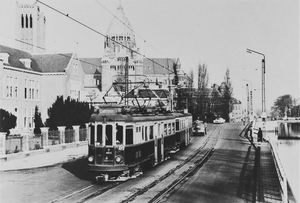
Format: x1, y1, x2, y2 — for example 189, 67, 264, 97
244, 79, 253, 118
246, 49, 266, 117
246, 49, 266, 141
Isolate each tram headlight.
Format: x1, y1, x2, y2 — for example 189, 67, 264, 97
88, 156, 94, 162
115, 155, 123, 164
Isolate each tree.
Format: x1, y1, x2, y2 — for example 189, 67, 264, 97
34, 106, 44, 134
45, 96, 94, 130
224, 67, 233, 95
272, 94, 294, 117
196, 63, 210, 120
0, 109, 17, 135
198, 63, 209, 90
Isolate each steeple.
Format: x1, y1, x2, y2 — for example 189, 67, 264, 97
105, 2, 136, 54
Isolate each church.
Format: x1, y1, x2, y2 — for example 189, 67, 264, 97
0, 1, 191, 134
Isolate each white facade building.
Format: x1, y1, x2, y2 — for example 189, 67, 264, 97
0, 0, 46, 53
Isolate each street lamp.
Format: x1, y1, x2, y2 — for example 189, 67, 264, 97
243, 79, 253, 118
246, 49, 266, 119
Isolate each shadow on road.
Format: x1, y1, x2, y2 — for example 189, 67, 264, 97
61, 158, 94, 181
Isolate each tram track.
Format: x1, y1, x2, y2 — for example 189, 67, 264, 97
120, 125, 221, 203
51, 125, 220, 203
50, 182, 121, 203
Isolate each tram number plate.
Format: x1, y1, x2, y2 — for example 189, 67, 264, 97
135, 150, 141, 158
118, 145, 125, 151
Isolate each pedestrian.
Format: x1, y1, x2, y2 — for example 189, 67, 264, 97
249, 128, 253, 142
257, 128, 262, 142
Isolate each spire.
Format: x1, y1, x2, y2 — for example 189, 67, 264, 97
118, 0, 123, 10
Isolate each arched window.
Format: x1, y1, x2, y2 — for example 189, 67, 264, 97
30, 14, 32, 28
25, 14, 28, 28
21, 14, 24, 28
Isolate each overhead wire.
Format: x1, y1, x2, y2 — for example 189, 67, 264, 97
36, 0, 178, 75
0, 33, 116, 73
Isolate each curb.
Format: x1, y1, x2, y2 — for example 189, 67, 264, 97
0, 141, 88, 162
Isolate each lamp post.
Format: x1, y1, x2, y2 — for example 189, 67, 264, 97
246, 49, 266, 117
243, 79, 253, 118
247, 48, 266, 142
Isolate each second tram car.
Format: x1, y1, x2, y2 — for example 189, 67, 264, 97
87, 105, 193, 181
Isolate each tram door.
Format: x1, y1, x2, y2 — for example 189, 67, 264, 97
159, 123, 164, 161
154, 134, 158, 165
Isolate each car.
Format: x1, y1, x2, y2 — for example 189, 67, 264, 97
193, 120, 206, 136
213, 118, 225, 124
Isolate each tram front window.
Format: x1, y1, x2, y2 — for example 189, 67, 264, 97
116, 125, 123, 144
106, 125, 113, 146
126, 125, 133, 145
96, 125, 102, 146
90, 125, 95, 145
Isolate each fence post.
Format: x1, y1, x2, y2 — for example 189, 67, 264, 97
0, 132, 6, 155
40, 127, 49, 146
22, 133, 30, 152
57, 126, 65, 144
73, 125, 80, 143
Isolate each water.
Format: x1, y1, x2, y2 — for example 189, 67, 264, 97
273, 122, 300, 202
278, 122, 300, 138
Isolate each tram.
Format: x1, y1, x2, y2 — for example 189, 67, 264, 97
87, 104, 193, 181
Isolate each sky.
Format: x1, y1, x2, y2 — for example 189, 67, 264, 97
1, 0, 299, 113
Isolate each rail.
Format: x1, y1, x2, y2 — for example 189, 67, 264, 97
268, 138, 289, 203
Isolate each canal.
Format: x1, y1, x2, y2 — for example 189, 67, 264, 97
273, 122, 300, 203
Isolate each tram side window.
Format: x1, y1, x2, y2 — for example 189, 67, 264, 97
145, 126, 148, 141
126, 125, 133, 145
97, 125, 102, 144
116, 125, 123, 144
106, 125, 113, 146
176, 120, 179, 131
90, 125, 95, 145
164, 124, 167, 135
172, 123, 175, 133
150, 126, 153, 140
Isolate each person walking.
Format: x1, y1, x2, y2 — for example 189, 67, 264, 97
257, 128, 262, 142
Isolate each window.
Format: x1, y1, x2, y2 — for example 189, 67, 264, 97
30, 14, 32, 28
164, 124, 167, 135
150, 126, 153, 139
97, 125, 103, 144
116, 125, 123, 144
145, 126, 148, 141
24, 79, 27, 99
106, 125, 113, 146
24, 108, 27, 128
21, 14, 24, 28
126, 125, 133, 145
176, 120, 179, 131
35, 81, 39, 100
14, 77, 18, 98
90, 125, 95, 145
25, 14, 28, 28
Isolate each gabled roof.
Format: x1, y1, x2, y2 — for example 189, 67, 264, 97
0, 44, 41, 72
143, 58, 177, 75
80, 58, 102, 74
32, 53, 73, 73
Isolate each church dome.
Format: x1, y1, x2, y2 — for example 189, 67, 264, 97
106, 4, 135, 40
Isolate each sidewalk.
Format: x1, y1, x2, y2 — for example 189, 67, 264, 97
247, 120, 283, 202
0, 142, 88, 171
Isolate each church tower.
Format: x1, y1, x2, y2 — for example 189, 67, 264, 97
101, 3, 143, 93
15, 1, 46, 53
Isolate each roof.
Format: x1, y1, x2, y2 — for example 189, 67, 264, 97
80, 58, 102, 74
106, 3, 134, 39
32, 53, 72, 73
143, 58, 177, 75
0, 44, 41, 72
